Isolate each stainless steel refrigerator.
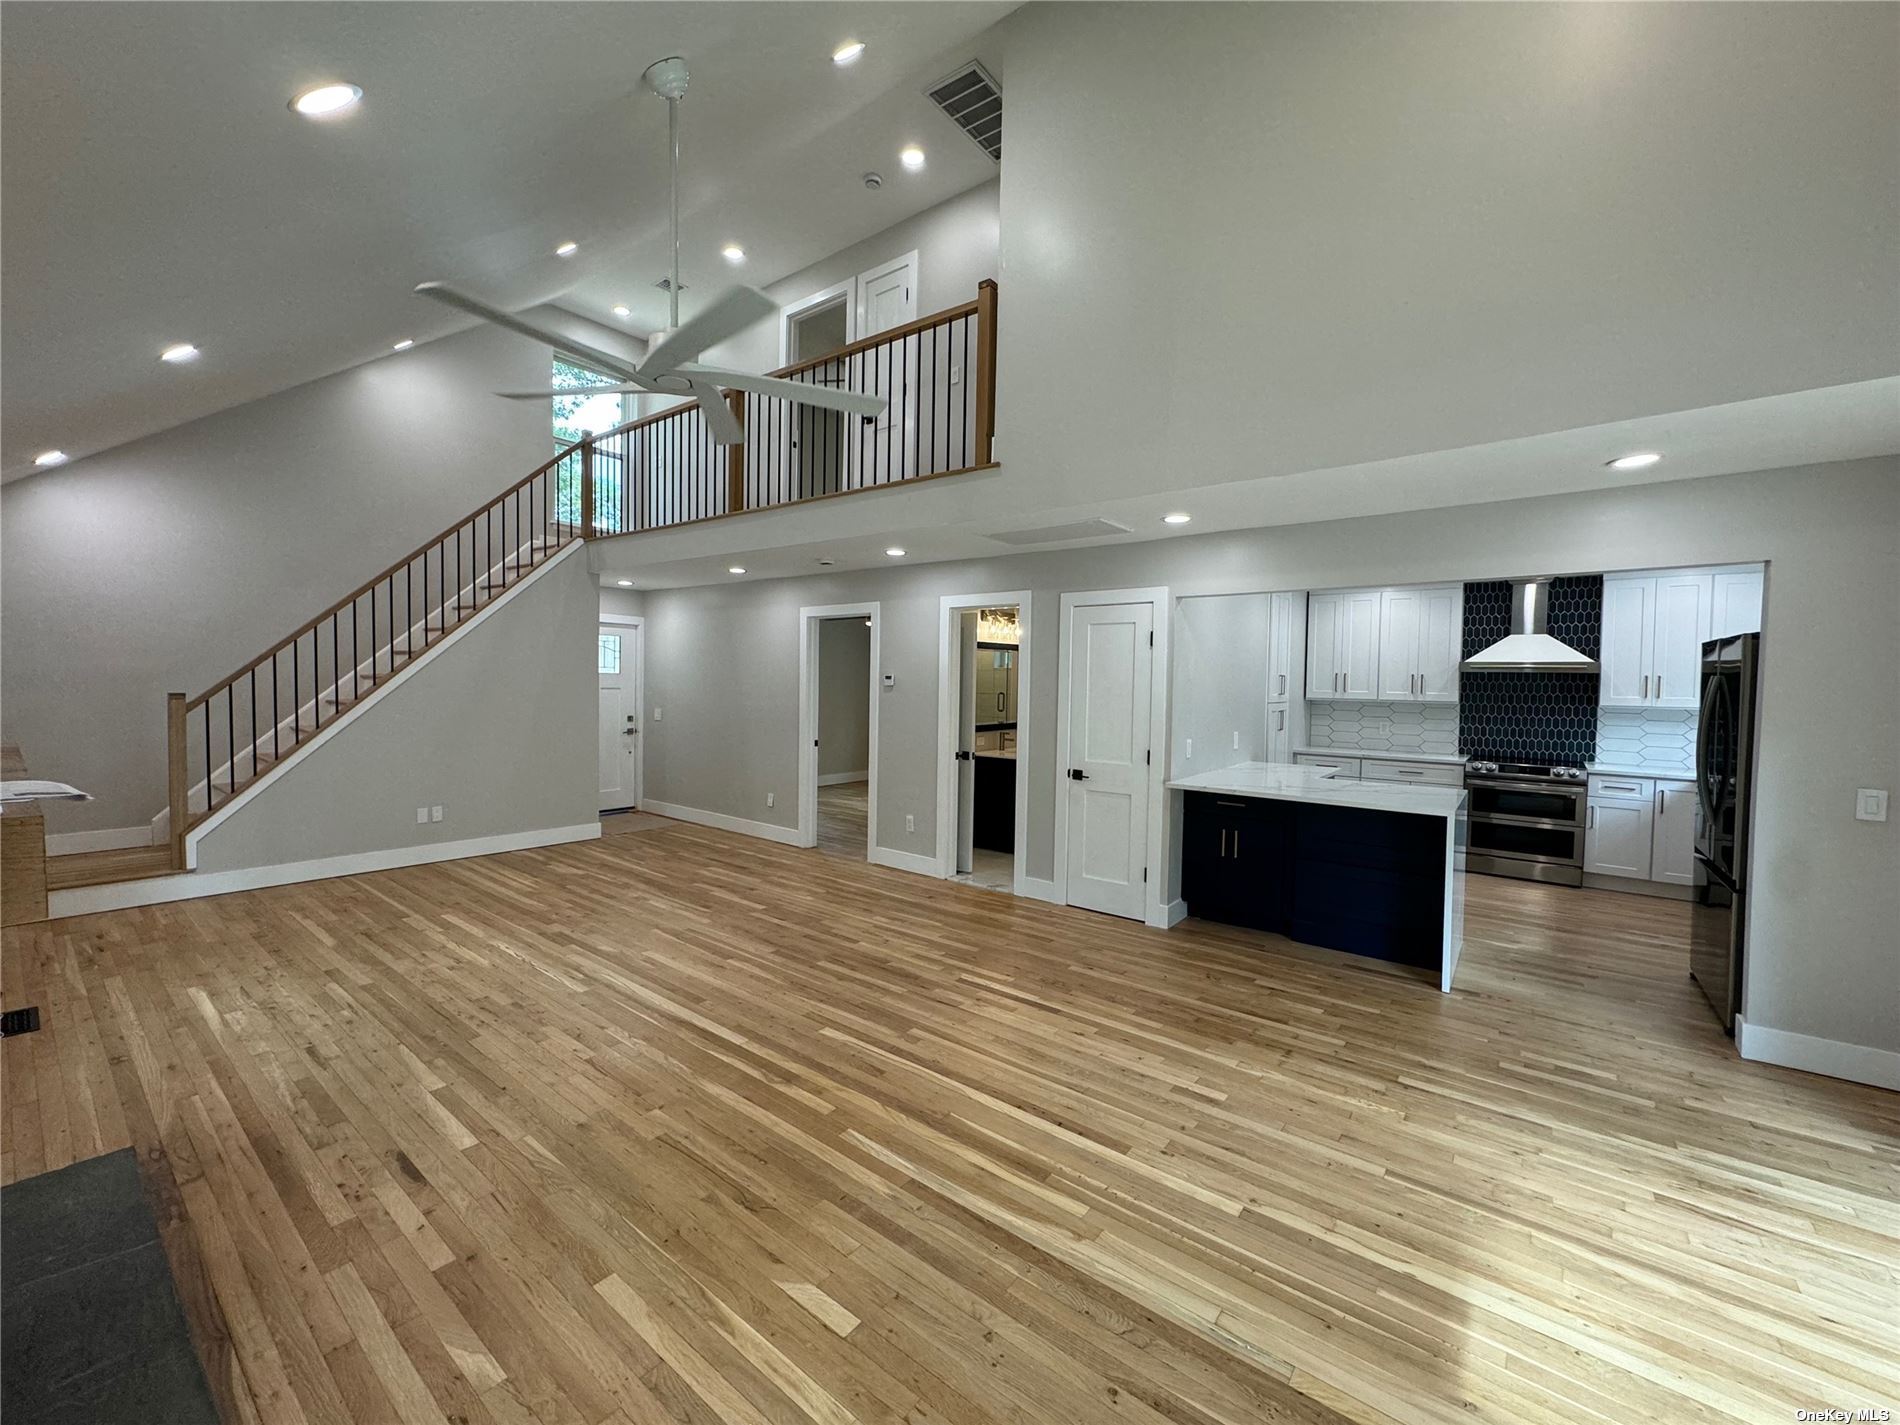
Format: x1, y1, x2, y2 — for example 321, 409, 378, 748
1689, 633, 1759, 1032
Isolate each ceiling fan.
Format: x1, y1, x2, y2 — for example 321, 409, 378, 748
414, 56, 886, 445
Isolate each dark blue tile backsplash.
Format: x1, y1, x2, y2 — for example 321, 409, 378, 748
1458, 576, 1602, 766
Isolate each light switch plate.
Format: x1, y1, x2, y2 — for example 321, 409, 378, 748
430, 805, 444, 823
1856, 788, 1888, 822
415, 807, 428, 824
653, 707, 663, 721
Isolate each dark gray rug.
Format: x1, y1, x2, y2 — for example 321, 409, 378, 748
2, 1149, 217, 1424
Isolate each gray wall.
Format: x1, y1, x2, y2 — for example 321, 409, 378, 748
818, 618, 872, 778
1, 313, 638, 833
638, 458, 1899, 1058
1173, 595, 1270, 777
994, 3, 1899, 504
194, 549, 596, 871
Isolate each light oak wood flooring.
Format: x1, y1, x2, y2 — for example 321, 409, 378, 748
3, 822, 1895, 1425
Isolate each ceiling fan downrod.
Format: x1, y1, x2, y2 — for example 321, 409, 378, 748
642, 56, 690, 334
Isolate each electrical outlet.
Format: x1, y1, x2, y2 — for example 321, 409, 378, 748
1856, 788, 1889, 822
951, 364, 961, 385
766, 792, 775, 808
1185, 737, 1193, 759
430, 805, 444, 823
1232, 730, 1240, 751
905, 814, 915, 833
415, 807, 428, 825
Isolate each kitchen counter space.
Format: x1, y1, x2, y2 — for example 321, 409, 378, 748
1585, 761, 1694, 781
1294, 747, 1468, 767
1171, 763, 1468, 817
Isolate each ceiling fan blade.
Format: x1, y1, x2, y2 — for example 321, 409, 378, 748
493, 385, 642, 401
679, 364, 887, 418
684, 379, 745, 445
414, 282, 643, 383
638, 285, 778, 378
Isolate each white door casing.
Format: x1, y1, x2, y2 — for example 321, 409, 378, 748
597, 621, 642, 812
934, 590, 1034, 892
1061, 600, 1155, 921
956, 610, 979, 875
857, 252, 918, 481
798, 603, 880, 857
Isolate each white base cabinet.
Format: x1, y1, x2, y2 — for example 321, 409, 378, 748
1585, 774, 1700, 886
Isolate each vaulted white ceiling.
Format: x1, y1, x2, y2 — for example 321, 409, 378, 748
0, 2, 1012, 474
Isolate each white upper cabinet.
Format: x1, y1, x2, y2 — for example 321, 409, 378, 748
1377, 588, 1423, 700
1338, 590, 1381, 698
1711, 568, 1764, 639
1600, 571, 1711, 709
1415, 585, 1463, 702
1307, 592, 1343, 699
1267, 591, 1303, 702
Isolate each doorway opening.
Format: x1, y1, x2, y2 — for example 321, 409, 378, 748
597, 617, 644, 815
936, 591, 1032, 897
798, 603, 880, 861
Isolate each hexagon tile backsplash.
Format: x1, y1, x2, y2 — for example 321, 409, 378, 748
1457, 575, 1603, 766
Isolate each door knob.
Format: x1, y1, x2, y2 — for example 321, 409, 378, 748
1068, 768, 1090, 781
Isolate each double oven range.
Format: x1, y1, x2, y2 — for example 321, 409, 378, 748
1463, 759, 1588, 886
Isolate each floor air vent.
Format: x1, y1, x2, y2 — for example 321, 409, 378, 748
1, 1006, 42, 1037
988, 519, 1132, 546
928, 61, 1001, 162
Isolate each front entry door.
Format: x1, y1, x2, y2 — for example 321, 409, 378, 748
598, 624, 640, 812
1063, 601, 1154, 920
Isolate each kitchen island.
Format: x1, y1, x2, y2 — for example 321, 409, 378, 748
1168, 762, 1468, 991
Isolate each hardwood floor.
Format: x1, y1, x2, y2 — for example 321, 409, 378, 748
3, 823, 1895, 1425
817, 781, 868, 859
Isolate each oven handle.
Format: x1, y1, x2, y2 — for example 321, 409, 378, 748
1469, 810, 1587, 831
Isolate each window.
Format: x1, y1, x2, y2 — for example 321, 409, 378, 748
597, 633, 622, 675
553, 356, 634, 532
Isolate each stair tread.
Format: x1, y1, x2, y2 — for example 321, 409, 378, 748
47, 845, 177, 891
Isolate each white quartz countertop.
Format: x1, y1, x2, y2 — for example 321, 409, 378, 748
1293, 747, 1469, 767
1585, 761, 1695, 781
1170, 762, 1468, 817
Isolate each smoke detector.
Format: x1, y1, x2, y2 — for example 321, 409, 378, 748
862, 171, 883, 190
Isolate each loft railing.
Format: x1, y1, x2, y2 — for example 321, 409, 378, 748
159, 281, 997, 868
576, 278, 997, 537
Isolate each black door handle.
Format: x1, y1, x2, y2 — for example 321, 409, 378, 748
955, 750, 973, 762
1068, 768, 1090, 781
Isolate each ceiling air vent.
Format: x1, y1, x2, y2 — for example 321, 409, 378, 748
928, 61, 1001, 162
988, 519, 1131, 547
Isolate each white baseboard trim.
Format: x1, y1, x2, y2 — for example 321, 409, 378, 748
1736, 1016, 1900, 1092
817, 771, 869, 787
868, 846, 940, 878
1016, 876, 1061, 905
1149, 898, 1188, 930
641, 800, 804, 847
47, 826, 154, 856
48, 822, 601, 921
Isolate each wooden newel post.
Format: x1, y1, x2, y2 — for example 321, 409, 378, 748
166, 693, 188, 869
726, 391, 746, 514
975, 278, 999, 466
580, 441, 596, 538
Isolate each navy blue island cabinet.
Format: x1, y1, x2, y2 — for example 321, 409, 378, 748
1173, 767, 1467, 991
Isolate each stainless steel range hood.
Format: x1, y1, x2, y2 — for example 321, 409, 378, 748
1461, 578, 1599, 672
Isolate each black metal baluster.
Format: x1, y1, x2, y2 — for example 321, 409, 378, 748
249, 668, 257, 781
272, 650, 280, 758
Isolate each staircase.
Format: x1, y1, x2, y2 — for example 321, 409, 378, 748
45, 281, 1000, 896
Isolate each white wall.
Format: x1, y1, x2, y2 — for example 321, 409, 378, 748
637, 459, 1899, 1061
994, 3, 1899, 506
818, 618, 872, 778
1171, 595, 1269, 777
192, 548, 597, 872
1, 313, 639, 833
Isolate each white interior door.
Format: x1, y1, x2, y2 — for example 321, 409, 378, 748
1064, 601, 1154, 920
956, 611, 978, 874
598, 624, 640, 811
857, 253, 918, 481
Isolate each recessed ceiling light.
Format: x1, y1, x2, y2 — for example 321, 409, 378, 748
612, 304, 631, 318
885, 546, 907, 557
832, 40, 866, 65
555, 241, 578, 258
159, 343, 200, 364
1162, 512, 1191, 524
290, 83, 362, 118
1607, 451, 1662, 470
391, 339, 414, 351
721, 244, 745, 265
899, 145, 926, 172
33, 449, 68, 467
728, 566, 746, 575
616, 579, 634, 587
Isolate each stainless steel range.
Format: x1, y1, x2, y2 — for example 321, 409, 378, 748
1463, 760, 1587, 886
